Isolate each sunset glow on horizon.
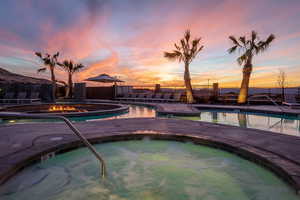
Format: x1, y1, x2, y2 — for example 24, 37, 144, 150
0, 0, 300, 88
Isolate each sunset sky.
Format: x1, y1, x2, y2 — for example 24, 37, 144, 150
0, 0, 299, 88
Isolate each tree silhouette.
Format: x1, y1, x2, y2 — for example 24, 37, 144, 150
35, 52, 60, 99
164, 30, 204, 103
228, 31, 275, 104
58, 60, 85, 98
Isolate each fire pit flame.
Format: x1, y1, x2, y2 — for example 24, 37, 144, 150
48, 105, 77, 112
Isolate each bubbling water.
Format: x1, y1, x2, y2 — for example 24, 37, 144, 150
0, 140, 298, 200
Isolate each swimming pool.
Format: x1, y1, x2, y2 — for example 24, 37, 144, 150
0, 140, 297, 200
0, 105, 156, 124
175, 109, 300, 136
1, 104, 300, 136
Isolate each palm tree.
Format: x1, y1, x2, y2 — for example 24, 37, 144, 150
164, 30, 204, 103
35, 52, 60, 99
228, 31, 275, 104
58, 60, 85, 98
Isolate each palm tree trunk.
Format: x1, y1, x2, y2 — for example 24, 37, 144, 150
184, 62, 194, 103
238, 60, 252, 104
50, 66, 56, 101
68, 73, 73, 98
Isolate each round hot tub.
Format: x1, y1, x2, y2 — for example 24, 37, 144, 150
0, 140, 298, 200
0, 103, 129, 117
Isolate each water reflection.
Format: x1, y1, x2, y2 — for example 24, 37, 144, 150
87, 105, 156, 121
237, 113, 247, 128
1, 105, 157, 124
180, 111, 300, 136
211, 112, 218, 123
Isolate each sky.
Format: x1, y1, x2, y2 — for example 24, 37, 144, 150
0, 0, 300, 88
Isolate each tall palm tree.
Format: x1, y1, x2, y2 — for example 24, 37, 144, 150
58, 60, 85, 98
228, 31, 275, 104
35, 52, 60, 99
164, 30, 204, 103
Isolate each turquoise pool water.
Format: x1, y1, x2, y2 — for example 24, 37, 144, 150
0, 140, 297, 200
175, 109, 300, 136
1, 105, 299, 136
0, 105, 156, 124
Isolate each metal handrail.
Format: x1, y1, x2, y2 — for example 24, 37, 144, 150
247, 95, 284, 112
0, 112, 107, 178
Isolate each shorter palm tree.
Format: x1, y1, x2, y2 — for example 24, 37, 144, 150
35, 52, 60, 99
228, 31, 275, 104
164, 30, 204, 103
58, 60, 85, 98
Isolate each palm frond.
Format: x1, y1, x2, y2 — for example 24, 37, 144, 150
229, 36, 241, 47
251, 31, 257, 43
164, 30, 203, 64
57, 62, 63, 66
192, 38, 201, 48
228, 45, 238, 54
174, 43, 181, 50
257, 34, 275, 52
35, 52, 42, 58
73, 64, 85, 72
192, 45, 204, 59
37, 67, 47, 73
56, 80, 67, 86
197, 45, 204, 53
180, 39, 187, 51
252, 43, 259, 54
164, 51, 182, 61
184, 30, 191, 43
239, 36, 246, 46
265, 34, 275, 44
54, 52, 59, 58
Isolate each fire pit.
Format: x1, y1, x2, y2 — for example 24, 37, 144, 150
48, 105, 86, 113
0, 103, 129, 117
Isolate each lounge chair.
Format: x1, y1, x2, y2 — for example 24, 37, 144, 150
117, 93, 130, 101
144, 93, 153, 101
283, 94, 300, 109
28, 92, 41, 103
126, 93, 139, 101
0, 92, 15, 103
16, 92, 27, 104
169, 93, 182, 103
161, 93, 172, 103
135, 93, 146, 101
152, 93, 163, 102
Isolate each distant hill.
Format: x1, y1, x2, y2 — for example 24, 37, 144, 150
0, 67, 51, 84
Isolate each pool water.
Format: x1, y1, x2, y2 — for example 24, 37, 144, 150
176, 110, 300, 136
0, 140, 297, 200
0, 105, 156, 124
1, 105, 300, 136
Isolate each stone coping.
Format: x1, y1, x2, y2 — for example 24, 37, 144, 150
84, 99, 300, 117
0, 118, 300, 194
0, 102, 129, 117
194, 104, 300, 117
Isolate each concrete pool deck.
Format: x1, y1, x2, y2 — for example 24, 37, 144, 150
87, 99, 300, 116
1, 117, 300, 193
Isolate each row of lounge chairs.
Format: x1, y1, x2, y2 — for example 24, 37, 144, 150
116, 93, 182, 103
283, 94, 300, 109
0, 92, 40, 104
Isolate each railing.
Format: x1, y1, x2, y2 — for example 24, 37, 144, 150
0, 112, 107, 178
247, 95, 284, 112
